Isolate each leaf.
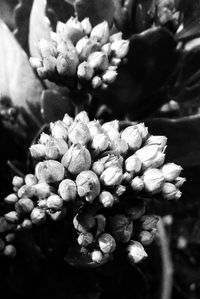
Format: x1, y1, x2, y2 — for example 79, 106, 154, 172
29, 0, 52, 57
75, 0, 116, 26
146, 115, 200, 168
0, 20, 44, 134
41, 89, 74, 123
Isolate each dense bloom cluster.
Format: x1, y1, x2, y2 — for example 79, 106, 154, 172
0, 111, 185, 264
30, 17, 129, 89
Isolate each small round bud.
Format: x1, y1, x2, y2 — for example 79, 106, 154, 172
76, 170, 100, 202
121, 126, 142, 152
99, 191, 114, 208
77, 232, 93, 247
140, 215, 159, 230
15, 198, 34, 214
143, 168, 165, 194
90, 21, 109, 45
50, 120, 68, 140
29, 144, 46, 160
102, 121, 120, 142
38, 38, 57, 58
139, 231, 154, 246
17, 185, 35, 198
47, 208, 66, 221
3, 244, 17, 258
12, 176, 24, 189
61, 144, 91, 175
136, 123, 149, 141
92, 159, 105, 176
4, 193, 18, 204
46, 195, 63, 210
110, 138, 128, 156
35, 160, 65, 183
62, 113, 73, 128
91, 76, 102, 88
111, 39, 129, 58
25, 174, 38, 186
29, 57, 43, 69
136, 145, 163, 169
102, 70, 117, 84
38, 132, 51, 145
5, 233, 15, 243
127, 241, 147, 263
174, 177, 186, 188
87, 120, 103, 138
110, 32, 122, 43
98, 233, 116, 253
123, 172, 134, 183
68, 120, 91, 145
77, 61, 94, 81
76, 36, 99, 61
33, 182, 52, 199
21, 219, 32, 230
162, 182, 180, 200
73, 213, 95, 233
75, 111, 90, 124
4, 211, 19, 224
58, 179, 77, 202
161, 163, 183, 181
130, 176, 144, 192
81, 18, 92, 35
114, 185, 126, 197
30, 208, 46, 225
91, 133, 110, 154
88, 51, 109, 71
145, 135, 167, 150
125, 155, 142, 173
91, 250, 103, 263
38, 199, 47, 209
100, 166, 123, 186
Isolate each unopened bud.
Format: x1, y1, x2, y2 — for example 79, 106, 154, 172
145, 135, 167, 150
15, 198, 34, 214
125, 155, 142, 173
76, 170, 100, 202
4, 211, 19, 224
77, 61, 94, 80
56, 47, 79, 77
109, 215, 133, 243
91, 133, 110, 154
29, 57, 43, 69
75, 111, 90, 124
111, 39, 129, 58
46, 195, 63, 210
45, 138, 68, 159
62, 113, 73, 128
12, 176, 24, 189
110, 138, 128, 156
162, 182, 180, 200
139, 231, 154, 246
136, 123, 149, 141
123, 172, 134, 183
110, 57, 121, 66
61, 144, 91, 175
110, 32, 122, 43
98, 233, 116, 253
136, 145, 163, 169
35, 160, 65, 183
47, 208, 66, 221
30, 208, 46, 225
88, 51, 109, 71
125, 204, 146, 220
25, 174, 38, 186
38, 199, 47, 209
151, 152, 166, 168
174, 177, 186, 188
29, 144, 46, 160
3, 244, 17, 258
92, 76, 102, 88
5, 233, 15, 243
87, 120, 103, 138
161, 163, 183, 181
102, 43, 111, 56
38, 132, 50, 145
64, 16, 84, 44
38, 39, 57, 58
50, 120, 68, 140
90, 21, 109, 45
121, 126, 142, 151
143, 168, 165, 194
99, 191, 114, 208
102, 125, 120, 142
33, 182, 52, 198
4, 193, 18, 204
68, 120, 91, 145
102, 119, 119, 131
91, 249, 103, 263
130, 176, 144, 192
76, 36, 99, 61
21, 219, 32, 230
73, 213, 95, 233
81, 18, 92, 35
17, 185, 35, 198
77, 232, 93, 247
92, 159, 105, 176
100, 166, 123, 186
114, 185, 126, 197
58, 179, 77, 202
141, 215, 159, 230
127, 241, 147, 263
102, 69, 117, 84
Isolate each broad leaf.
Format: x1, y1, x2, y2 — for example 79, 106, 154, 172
29, 0, 52, 57
146, 115, 200, 168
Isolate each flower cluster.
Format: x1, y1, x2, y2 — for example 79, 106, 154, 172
30, 17, 129, 89
0, 111, 185, 264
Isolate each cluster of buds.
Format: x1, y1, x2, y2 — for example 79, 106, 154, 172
0, 111, 185, 264
30, 17, 129, 89
155, 0, 180, 26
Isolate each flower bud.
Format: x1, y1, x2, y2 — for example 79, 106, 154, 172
123, 172, 134, 183
30, 208, 46, 225
38, 199, 47, 209
3, 244, 17, 258
136, 123, 149, 141
50, 120, 68, 140
91, 133, 110, 154
76, 170, 100, 202
143, 168, 165, 194
21, 219, 32, 230
102, 119, 119, 132
162, 182, 180, 200
17, 185, 35, 198
139, 231, 154, 246
88, 51, 109, 71
29, 144, 46, 160
81, 18, 92, 35
125, 204, 146, 220
151, 152, 166, 168
46, 195, 63, 210
174, 177, 186, 188
5, 233, 15, 243
76, 37, 99, 61
62, 113, 73, 128
58, 179, 77, 202
61, 144, 91, 175
114, 185, 126, 196
29, 57, 43, 69
98, 233, 116, 253
136, 145, 163, 169
77, 61, 94, 81
110, 138, 128, 156
145, 135, 167, 150
125, 155, 142, 173
110, 57, 121, 66
75, 111, 90, 124
4, 193, 18, 204
68, 120, 91, 145
161, 163, 183, 181
45, 138, 68, 159
64, 17, 84, 44
127, 241, 147, 263
73, 213, 95, 233
4, 211, 19, 224
91, 249, 103, 263
38, 132, 51, 145
110, 32, 122, 43
56, 44, 79, 77
140, 215, 159, 230
92, 76, 102, 88
111, 39, 129, 58
0, 238, 5, 251
103, 153, 123, 169
38, 39, 57, 58
15, 198, 34, 214
90, 21, 110, 45
35, 160, 65, 183
130, 176, 144, 192
87, 120, 103, 138
25, 174, 38, 186
47, 208, 66, 221
99, 191, 114, 208
121, 126, 142, 152
0, 217, 16, 233
33, 182, 52, 199
102, 43, 111, 56
100, 166, 123, 186
77, 232, 93, 247
12, 176, 24, 189
102, 69, 117, 84
92, 159, 105, 176
103, 126, 120, 142
109, 215, 133, 243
